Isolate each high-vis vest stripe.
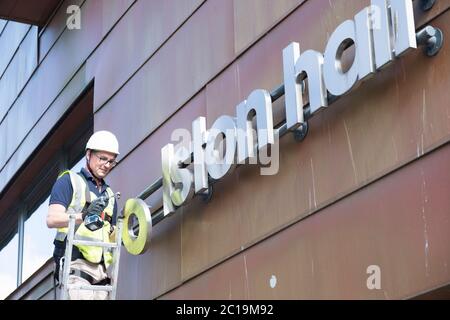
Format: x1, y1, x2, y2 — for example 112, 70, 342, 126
54, 170, 115, 267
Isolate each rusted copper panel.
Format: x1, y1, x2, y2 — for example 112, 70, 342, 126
234, 0, 305, 55
180, 172, 244, 280
116, 250, 140, 299
206, 63, 240, 126
161, 142, 450, 299
135, 210, 182, 299
162, 253, 247, 300
179, 6, 450, 285
245, 145, 450, 299
94, 0, 234, 158
0, 0, 62, 26
87, 0, 205, 111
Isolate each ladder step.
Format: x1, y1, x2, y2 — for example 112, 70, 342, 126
72, 240, 117, 248
66, 284, 113, 291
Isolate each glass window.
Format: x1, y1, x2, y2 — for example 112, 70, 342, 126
0, 234, 18, 299
21, 156, 85, 282
22, 197, 54, 282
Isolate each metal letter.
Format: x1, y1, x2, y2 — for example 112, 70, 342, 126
390, 0, 417, 56
170, 146, 194, 207
323, 20, 359, 96
122, 198, 152, 255
283, 42, 304, 130
355, 7, 376, 80
192, 117, 209, 193
296, 50, 328, 115
161, 144, 176, 216
371, 0, 394, 68
236, 89, 274, 164
205, 116, 237, 180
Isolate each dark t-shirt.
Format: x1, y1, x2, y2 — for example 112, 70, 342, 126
49, 167, 117, 224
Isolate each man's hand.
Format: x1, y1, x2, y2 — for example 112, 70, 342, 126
109, 225, 117, 242
82, 196, 108, 220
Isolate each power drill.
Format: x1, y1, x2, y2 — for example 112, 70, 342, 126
83, 192, 121, 231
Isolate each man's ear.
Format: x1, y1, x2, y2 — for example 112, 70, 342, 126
86, 150, 91, 162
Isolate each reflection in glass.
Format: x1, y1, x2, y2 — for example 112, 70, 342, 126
22, 198, 54, 282
0, 234, 18, 299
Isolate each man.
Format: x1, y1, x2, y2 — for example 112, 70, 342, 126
46, 130, 120, 300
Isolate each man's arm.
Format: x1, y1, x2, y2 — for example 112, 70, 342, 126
46, 204, 83, 228
46, 172, 83, 228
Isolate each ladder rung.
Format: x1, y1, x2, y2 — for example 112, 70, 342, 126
72, 240, 117, 248
66, 284, 113, 291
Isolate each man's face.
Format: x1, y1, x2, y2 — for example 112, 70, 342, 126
87, 150, 117, 179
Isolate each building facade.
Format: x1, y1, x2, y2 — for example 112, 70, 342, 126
1, 0, 450, 299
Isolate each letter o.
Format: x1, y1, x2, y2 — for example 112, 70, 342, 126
122, 198, 152, 255
323, 19, 359, 96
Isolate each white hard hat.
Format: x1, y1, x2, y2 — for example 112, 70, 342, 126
86, 130, 120, 155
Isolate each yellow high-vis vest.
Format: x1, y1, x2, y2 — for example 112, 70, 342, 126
54, 170, 116, 268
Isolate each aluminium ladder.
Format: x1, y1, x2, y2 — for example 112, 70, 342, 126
58, 214, 123, 300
